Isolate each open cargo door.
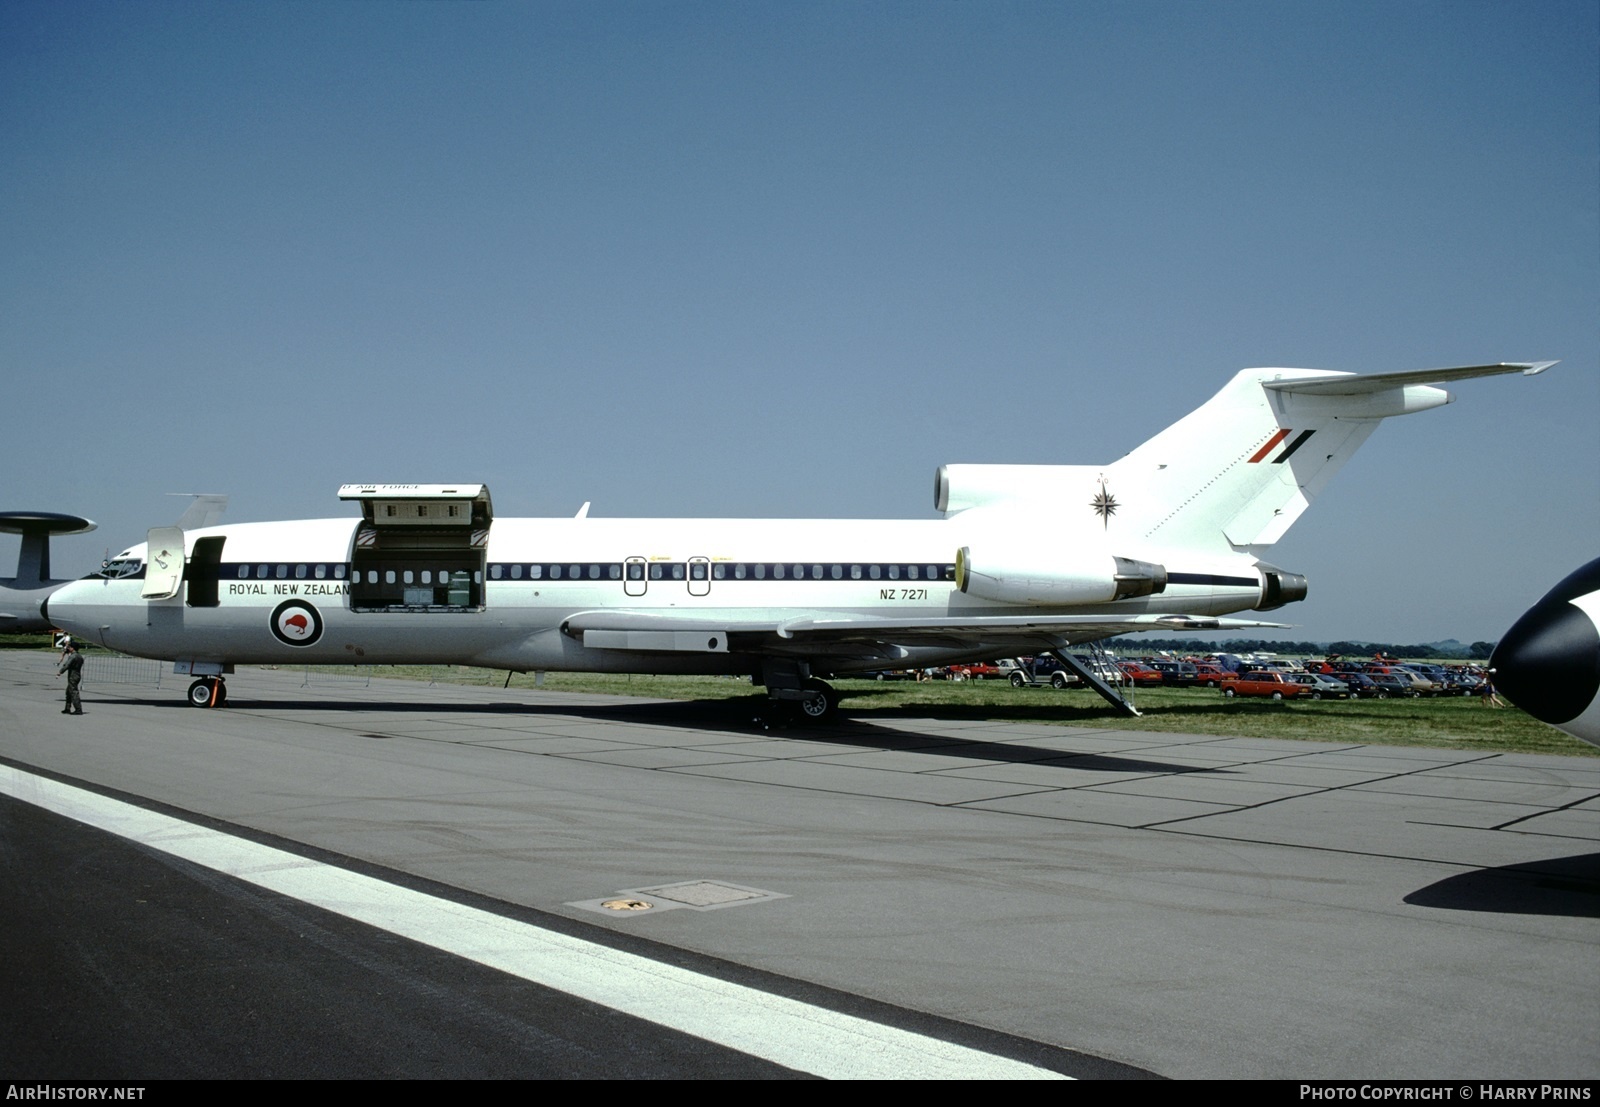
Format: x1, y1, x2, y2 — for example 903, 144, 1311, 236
338, 484, 492, 612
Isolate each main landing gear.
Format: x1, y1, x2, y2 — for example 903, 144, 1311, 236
759, 659, 841, 724
187, 676, 227, 708
797, 677, 840, 722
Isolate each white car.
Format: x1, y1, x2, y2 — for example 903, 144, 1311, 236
1288, 673, 1350, 699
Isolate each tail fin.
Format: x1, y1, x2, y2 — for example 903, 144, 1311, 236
938, 362, 1553, 557
1107, 362, 1553, 555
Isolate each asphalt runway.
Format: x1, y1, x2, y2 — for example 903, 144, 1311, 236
2, 652, 1596, 1079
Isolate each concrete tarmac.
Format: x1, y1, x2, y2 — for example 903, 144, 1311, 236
2, 652, 1596, 1079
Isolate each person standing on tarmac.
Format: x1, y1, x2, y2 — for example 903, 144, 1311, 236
57, 642, 84, 715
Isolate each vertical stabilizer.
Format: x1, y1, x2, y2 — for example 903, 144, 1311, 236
936, 362, 1551, 560
1101, 362, 1551, 556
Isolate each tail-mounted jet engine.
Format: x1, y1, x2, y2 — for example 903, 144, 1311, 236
1255, 565, 1308, 611
955, 546, 1167, 606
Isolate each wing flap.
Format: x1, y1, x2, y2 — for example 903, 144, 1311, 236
563, 609, 1289, 655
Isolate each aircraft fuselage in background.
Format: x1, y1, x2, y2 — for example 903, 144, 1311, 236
0, 511, 96, 633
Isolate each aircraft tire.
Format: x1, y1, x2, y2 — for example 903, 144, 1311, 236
187, 679, 217, 708
799, 678, 839, 723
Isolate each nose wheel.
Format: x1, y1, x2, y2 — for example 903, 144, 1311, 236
187, 677, 227, 708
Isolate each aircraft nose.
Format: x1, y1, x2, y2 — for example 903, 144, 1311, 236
1491, 591, 1600, 729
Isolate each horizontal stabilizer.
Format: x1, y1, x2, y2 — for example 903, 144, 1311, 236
1263, 362, 1556, 396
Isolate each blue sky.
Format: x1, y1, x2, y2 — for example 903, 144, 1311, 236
3, 0, 1595, 644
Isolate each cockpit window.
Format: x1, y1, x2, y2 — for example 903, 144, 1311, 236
97, 557, 144, 580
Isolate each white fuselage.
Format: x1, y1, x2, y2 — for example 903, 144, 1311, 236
47, 514, 1268, 676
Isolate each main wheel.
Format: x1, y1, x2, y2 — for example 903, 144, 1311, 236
1010, 672, 1027, 687
798, 678, 839, 723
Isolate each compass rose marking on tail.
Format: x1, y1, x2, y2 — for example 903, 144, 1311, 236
1090, 476, 1119, 529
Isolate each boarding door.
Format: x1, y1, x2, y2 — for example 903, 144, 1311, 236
687, 557, 710, 598
624, 557, 647, 597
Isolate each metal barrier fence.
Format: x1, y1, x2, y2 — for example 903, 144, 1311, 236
298, 665, 501, 687
300, 665, 374, 688
80, 651, 164, 688
426, 665, 502, 686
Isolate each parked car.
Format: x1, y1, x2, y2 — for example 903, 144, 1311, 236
1071, 655, 1125, 685
998, 656, 1076, 688
1437, 669, 1484, 696
1222, 671, 1306, 700
1190, 662, 1239, 688
1288, 673, 1350, 699
1150, 660, 1200, 688
1364, 673, 1418, 698
1341, 673, 1388, 699
1117, 662, 1166, 687
1386, 669, 1438, 696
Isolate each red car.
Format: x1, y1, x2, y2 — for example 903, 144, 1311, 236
1190, 662, 1239, 688
1222, 672, 1306, 700
1117, 662, 1165, 687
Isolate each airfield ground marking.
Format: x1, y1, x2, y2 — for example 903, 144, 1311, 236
2, 764, 1067, 1080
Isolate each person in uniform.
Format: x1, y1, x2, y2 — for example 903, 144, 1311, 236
57, 642, 84, 714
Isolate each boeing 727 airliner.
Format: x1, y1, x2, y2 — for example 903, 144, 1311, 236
44, 362, 1554, 719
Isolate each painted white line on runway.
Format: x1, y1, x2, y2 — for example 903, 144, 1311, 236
2, 765, 1067, 1080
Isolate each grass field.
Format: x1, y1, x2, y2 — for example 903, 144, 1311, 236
370, 666, 1597, 758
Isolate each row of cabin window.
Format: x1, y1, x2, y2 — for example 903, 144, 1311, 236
358, 569, 481, 586
487, 562, 956, 583
711, 563, 954, 582
230, 564, 482, 586
228, 561, 956, 584
235, 563, 349, 580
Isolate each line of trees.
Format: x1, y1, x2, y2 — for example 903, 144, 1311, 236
1103, 638, 1497, 660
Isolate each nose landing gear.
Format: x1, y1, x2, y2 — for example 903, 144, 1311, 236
187, 676, 227, 708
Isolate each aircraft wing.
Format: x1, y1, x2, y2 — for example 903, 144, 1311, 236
563, 609, 1290, 660
1263, 361, 1556, 396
